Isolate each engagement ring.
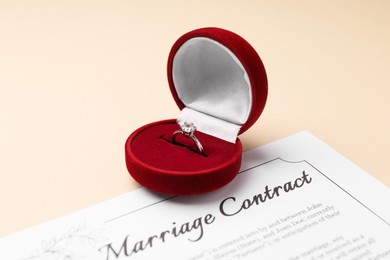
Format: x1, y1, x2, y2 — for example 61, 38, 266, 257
172, 122, 204, 154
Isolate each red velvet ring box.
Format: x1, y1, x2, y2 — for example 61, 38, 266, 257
125, 27, 268, 195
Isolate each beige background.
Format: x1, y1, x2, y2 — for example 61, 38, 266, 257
1, 1, 389, 237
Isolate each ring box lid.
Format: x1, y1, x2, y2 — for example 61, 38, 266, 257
167, 27, 268, 143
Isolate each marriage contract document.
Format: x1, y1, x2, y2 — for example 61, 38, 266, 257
1, 131, 389, 260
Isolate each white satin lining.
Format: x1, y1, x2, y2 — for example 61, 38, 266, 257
172, 37, 252, 143
177, 108, 241, 143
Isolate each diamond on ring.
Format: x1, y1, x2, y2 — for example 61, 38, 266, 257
181, 122, 196, 136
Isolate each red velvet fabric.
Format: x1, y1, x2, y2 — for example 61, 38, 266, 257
167, 27, 268, 134
125, 120, 242, 195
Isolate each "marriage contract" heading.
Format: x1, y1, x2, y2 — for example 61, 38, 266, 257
99, 170, 312, 260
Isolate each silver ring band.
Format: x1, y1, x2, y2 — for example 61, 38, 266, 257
172, 122, 204, 154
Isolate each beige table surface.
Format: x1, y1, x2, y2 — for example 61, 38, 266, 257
1, 1, 389, 237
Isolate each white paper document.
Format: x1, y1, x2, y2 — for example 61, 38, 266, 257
1, 131, 389, 260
